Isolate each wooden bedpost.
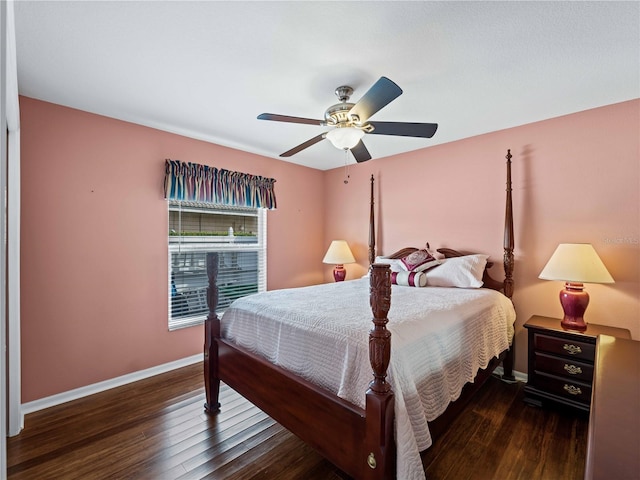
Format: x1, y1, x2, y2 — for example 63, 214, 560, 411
503, 149, 514, 299
363, 263, 395, 480
502, 149, 516, 381
204, 252, 221, 414
369, 174, 376, 265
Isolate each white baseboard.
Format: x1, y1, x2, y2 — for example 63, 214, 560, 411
21, 353, 203, 416
20, 355, 526, 418
494, 366, 527, 383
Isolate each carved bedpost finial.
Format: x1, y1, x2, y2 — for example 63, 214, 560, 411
369, 264, 391, 394
503, 149, 514, 298
369, 175, 376, 266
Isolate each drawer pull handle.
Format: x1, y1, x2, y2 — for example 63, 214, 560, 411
563, 384, 582, 396
563, 344, 582, 355
564, 364, 582, 375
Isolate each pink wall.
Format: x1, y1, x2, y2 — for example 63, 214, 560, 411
323, 99, 640, 373
20, 97, 325, 402
20, 97, 639, 401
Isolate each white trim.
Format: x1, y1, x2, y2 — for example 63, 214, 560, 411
21, 354, 203, 415
7, 129, 20, 435
494, 366, 527, 384
1, 1, 8, 477
1, 0, 19, 476
4, 0, 18, 132
4, 0, 21, 445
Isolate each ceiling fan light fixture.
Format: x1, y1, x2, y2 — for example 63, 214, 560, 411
257, 77, 436, 161
326, 127, 365, 150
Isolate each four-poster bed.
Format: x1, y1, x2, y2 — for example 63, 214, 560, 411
203, 150, 515, 479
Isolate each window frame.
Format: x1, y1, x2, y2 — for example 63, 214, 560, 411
167, 201, 267, 331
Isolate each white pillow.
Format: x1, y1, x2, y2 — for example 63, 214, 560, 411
373, 256, 404, 273
425, 254, 489, 288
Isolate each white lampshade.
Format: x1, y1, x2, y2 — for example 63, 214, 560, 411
322, 240, 356, 265
326, 127, 365, 150
539, 243, 614, 284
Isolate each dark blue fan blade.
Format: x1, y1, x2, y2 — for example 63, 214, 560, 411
258, 113, 324, 126
280, 133, 326, 157
351, 140, 372, 163
348, 77, 402, 123
368, 121, 438, 138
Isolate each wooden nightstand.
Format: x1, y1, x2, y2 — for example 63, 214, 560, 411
523, 315, 631, 412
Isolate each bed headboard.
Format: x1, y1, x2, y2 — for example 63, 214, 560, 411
368, 149, 514, 299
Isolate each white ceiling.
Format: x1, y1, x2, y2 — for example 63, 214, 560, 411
14, 1, 640, 171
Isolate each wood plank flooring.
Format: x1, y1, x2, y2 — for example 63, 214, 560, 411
7, 362, 588, 479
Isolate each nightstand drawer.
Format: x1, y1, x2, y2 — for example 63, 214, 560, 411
534, 333, 595, 361
534, 372, 592, 405
533, 352, 594, 383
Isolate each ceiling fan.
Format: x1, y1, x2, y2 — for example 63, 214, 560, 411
257, 77, 438, 163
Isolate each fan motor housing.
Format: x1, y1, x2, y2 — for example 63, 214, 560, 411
324, 102, 355, 126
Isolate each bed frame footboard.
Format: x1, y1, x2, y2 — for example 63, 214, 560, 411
204, 253, 395, 479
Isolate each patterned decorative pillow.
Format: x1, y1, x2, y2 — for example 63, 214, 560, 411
400, 249, 441, 272
391, 271, 428, 287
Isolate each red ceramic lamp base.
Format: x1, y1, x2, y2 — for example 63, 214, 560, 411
333, 264, 346, 282
559, 282, 589, 331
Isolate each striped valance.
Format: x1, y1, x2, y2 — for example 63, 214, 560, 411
164, 159, 277, 209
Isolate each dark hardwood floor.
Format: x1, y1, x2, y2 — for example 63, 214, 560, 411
7, 363, 588, 479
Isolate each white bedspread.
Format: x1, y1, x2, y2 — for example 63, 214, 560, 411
221, 278, 515, 480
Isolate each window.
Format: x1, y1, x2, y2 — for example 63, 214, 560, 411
168, 201, 266, 330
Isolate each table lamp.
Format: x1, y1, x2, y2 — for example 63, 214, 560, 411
538, 243, 614, 331
323, 240, 356, 282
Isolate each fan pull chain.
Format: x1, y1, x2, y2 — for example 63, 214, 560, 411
343, 148, 351, 184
